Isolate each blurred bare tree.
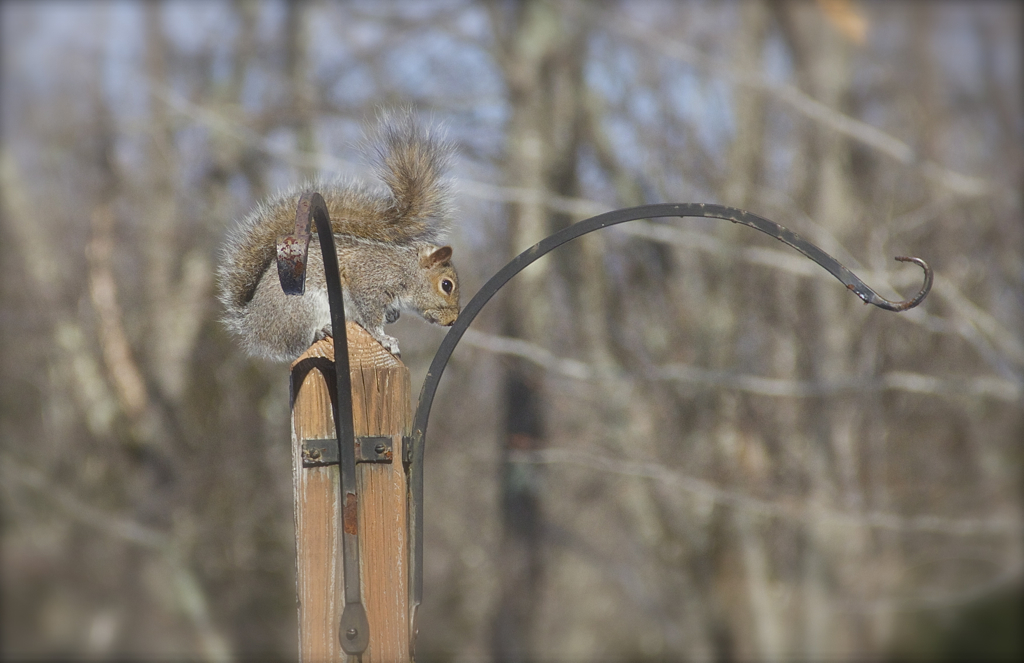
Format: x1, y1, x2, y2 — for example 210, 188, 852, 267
1, 1, 1020, 661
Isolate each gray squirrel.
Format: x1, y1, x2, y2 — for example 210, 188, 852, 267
218, 110, 460, 361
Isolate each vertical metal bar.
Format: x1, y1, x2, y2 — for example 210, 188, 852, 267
306, 192, 369, 654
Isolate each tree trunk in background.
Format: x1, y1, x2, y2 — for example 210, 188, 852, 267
285, 0, 316, 182
712, 2, 782, 660
492, 1, 553, 657
143, 4, 210, 409
490, 1, 588, 659
782, 3, 869, 657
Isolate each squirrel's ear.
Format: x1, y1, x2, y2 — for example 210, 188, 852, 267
420, 245, 453, 267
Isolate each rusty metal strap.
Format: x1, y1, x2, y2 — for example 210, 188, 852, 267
301, 436, 403, 466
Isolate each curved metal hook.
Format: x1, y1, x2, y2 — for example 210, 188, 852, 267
868, 256, 933, 311
407, 202, 932, 612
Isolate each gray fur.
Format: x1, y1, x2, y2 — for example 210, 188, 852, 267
217, 111, 460, 361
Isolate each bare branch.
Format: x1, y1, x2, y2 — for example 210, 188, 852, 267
462, 328, 600, 380
608, 15, 997, 198
506, 448, 1023, 538
0, 456, 232, 663
88, 204, 149, 418
461, 329, 1021, 401
147, 82, 362, 177
1, 456, 168, 550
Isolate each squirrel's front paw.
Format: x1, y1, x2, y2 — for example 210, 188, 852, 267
313, 325, 332, 343
376, 333, 401, 357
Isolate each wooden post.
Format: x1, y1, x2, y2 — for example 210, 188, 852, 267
291, 322, 412, 662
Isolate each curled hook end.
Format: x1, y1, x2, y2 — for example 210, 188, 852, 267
883, 256, 933, 312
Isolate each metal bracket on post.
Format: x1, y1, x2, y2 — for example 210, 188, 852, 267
302, 436, 402, 467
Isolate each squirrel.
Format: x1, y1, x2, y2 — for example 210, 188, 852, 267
217, 110, 460, 361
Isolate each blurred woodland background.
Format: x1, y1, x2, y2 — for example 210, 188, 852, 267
1, 1, 1021, 661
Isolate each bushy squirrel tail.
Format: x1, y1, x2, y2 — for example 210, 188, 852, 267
217, 109, 455, 311
367, 107, 455, 244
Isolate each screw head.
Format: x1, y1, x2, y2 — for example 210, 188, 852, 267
346, 627, 358, 640
309, 448, 322, 460
374, 443, 386, 454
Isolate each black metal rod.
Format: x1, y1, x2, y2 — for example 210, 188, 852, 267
408, 201, 932, 612
305, 192, 370, 655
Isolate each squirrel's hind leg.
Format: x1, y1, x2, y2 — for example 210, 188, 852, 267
313, 325, 332, 344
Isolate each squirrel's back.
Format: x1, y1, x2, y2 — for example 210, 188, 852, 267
218, 109, 455, 312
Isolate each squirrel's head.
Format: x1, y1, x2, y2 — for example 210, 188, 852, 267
418, 245, 460, 326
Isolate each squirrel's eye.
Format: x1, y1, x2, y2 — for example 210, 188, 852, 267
441, 279, 453, 295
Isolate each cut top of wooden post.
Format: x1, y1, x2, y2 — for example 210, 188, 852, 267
292, 323, 409, 432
